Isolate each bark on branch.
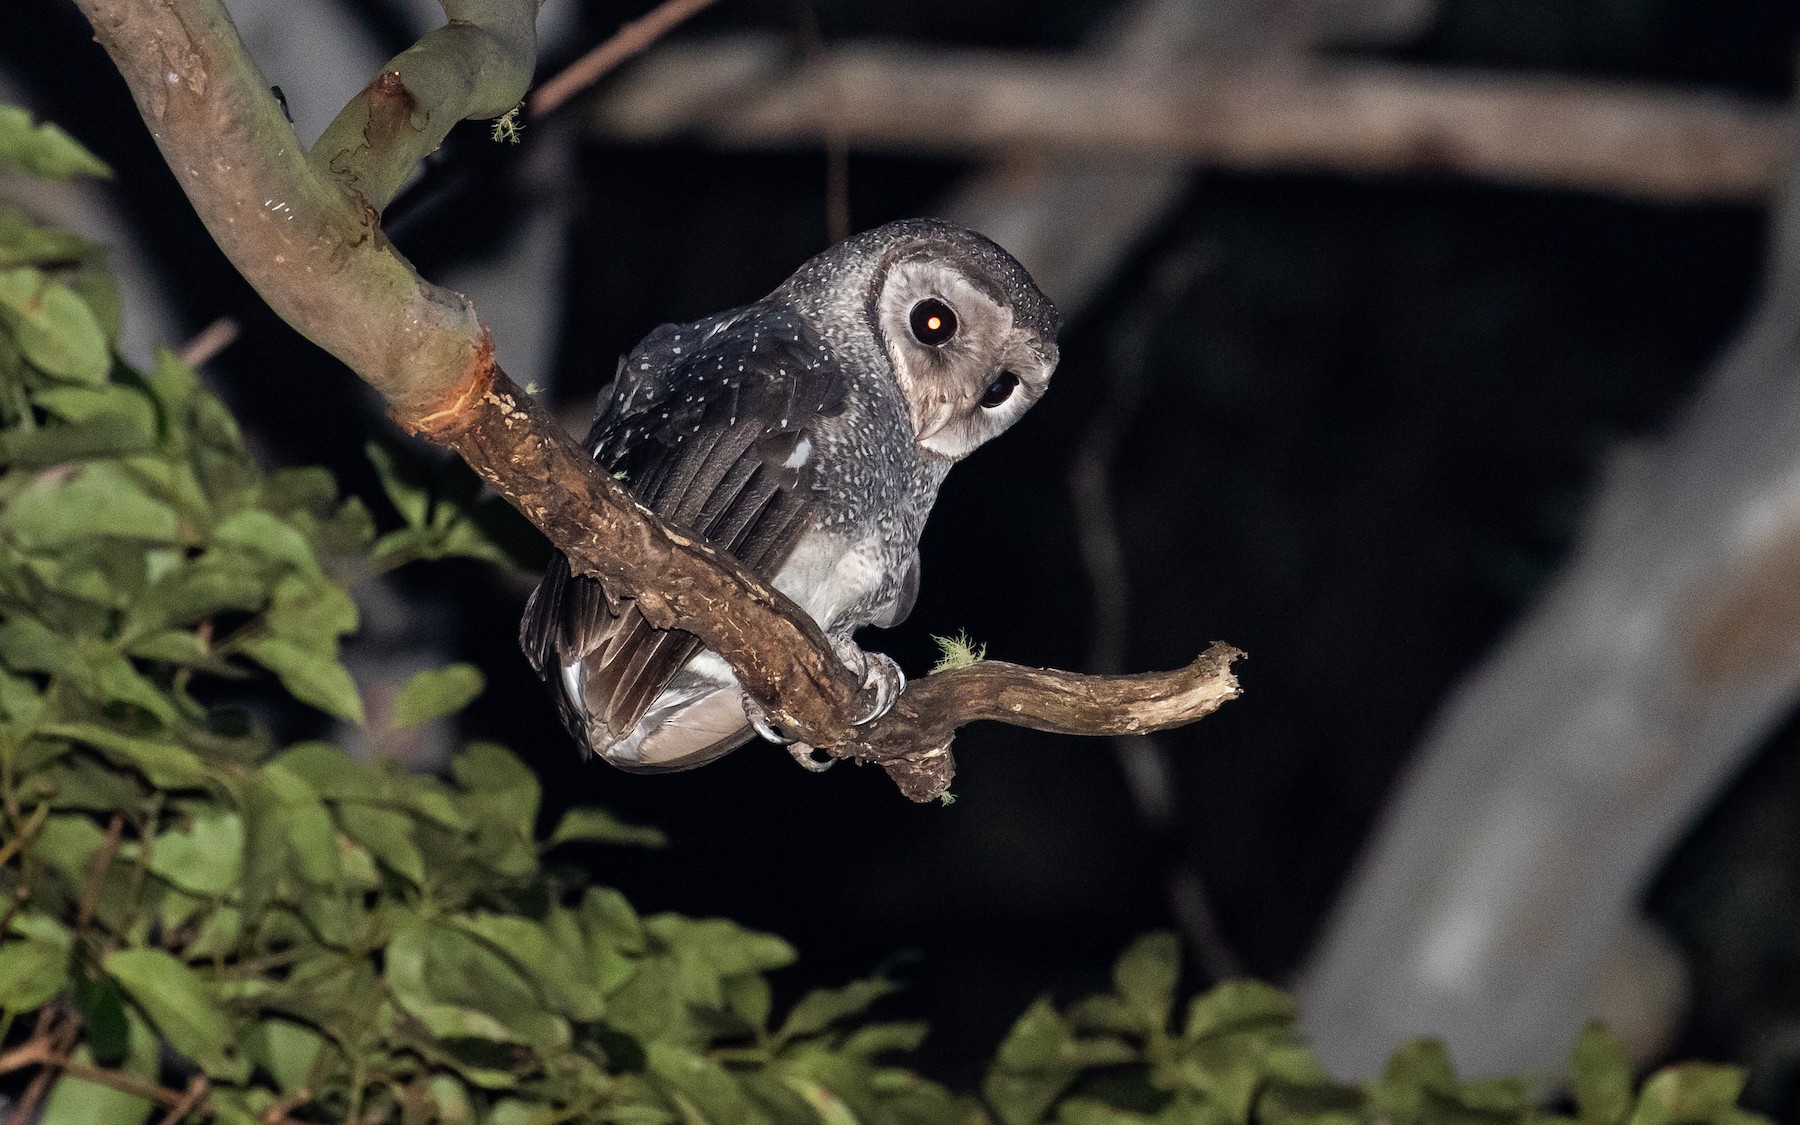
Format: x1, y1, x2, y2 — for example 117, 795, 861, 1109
71, 0, 1241, 800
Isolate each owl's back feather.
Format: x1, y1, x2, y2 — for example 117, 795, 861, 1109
520, 305, 849, 770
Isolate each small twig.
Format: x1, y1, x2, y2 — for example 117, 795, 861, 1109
12, 1008, 83, 1121
155, 1074, 210, 1125
260, 1085, 313, 1124
177, 317, 239, 368
529, 0, 721, 118
0, 1031, 189, 1109
76, 812, 126, 930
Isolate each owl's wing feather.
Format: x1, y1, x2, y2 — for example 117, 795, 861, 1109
520, 304, 849, 760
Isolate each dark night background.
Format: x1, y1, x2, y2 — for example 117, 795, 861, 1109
6, 0, 1800, 1116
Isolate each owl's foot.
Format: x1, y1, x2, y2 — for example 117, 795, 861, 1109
740, 690, 796, 746
743, 643, 905, 767
832, 637, 906, 725
788, 743, 836, 772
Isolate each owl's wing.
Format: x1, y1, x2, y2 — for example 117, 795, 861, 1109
520, 304, 849, 760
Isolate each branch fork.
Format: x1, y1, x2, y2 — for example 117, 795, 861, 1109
73, 0, 1242, 801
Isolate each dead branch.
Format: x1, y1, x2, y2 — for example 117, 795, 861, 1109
71, 0, 1241, 801
529, 0, 721, 119
590, 35, 1785, 204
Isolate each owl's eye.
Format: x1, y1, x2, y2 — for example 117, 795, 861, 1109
980, 370, 1020, 409
909, 299, 958, 346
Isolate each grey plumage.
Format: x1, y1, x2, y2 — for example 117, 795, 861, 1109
521, 219, 1060, 772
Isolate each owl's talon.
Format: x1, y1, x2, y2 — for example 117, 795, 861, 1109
788, 743, 837, 772
829, 637, 905, 725
855, 651, 905, 725
740, 691, 796, 745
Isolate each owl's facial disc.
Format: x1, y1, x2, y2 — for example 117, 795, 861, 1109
876, 259, 1059, 461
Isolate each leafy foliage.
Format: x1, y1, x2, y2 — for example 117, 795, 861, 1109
0, 105, 1776, 1125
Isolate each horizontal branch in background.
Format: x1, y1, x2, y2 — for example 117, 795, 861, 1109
590, 35, 1786, 203
73, 0, 1241, 802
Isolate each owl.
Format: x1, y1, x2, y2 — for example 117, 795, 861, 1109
521, 218, 1061, 772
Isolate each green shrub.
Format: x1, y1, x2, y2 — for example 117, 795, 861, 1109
0, 105, 1772, 1125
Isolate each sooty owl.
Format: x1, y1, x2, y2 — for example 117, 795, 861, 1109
521, 219, 1060, 773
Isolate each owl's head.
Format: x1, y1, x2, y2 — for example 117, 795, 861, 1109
791, 219, 1061, 462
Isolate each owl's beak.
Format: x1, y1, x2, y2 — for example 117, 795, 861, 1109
912, 399, 956, 444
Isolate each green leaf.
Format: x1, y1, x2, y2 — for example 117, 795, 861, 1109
1183, 980, 1295, 1041
211, 509, 323, 578
987, 999, 1080, 1125
104, 947, 241, 1079
454, 911, 607, 1022
392, 663, 485, 729
1626, 1065, 1749, 1125
41, 723, 209, 789
366, 440, 431, 526
249, 1018, 324, 1094
1113, 932, 1180, 1032
0, 105, 111, 180
385, 920, 568, 1049
1572, 1022, 1635, 1125
840, 1020, 929, 1058
549, 806, 669, 849
241, 576, 362, 723
271, 741, 386, 802
1, 461, 179, 549
0, 205, 101, 269
453, 742, 539, 877
73, 971, 131, 1065
648, 1042, 762, 1125
42, 1067, 153, 1125
1055, 1099, 1155, 1125
0, 384, 157, 467
778, 976, 900, 1043
490, 1101, 561, 1125
0, 935, 70, 1011
146, 810, 244, 895
0, 267, 110, 382
335, 802, 425, 885
31, 814, 107, 887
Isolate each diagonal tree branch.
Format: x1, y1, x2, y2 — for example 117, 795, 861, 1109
70, 0, 1241, 801
311, 0, 543, 211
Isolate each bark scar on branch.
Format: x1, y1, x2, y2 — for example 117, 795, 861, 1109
71, 0, 1244, 802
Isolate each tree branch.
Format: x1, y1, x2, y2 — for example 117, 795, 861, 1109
529, 0, 722, 119
71, 0, 1242, 800
311, 1, 543, 211
589, 36, 1785, 204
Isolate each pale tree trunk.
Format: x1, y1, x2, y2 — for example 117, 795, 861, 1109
1298, 111, 1800, 1078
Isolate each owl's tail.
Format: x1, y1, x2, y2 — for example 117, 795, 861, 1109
520, 557, 756, 772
